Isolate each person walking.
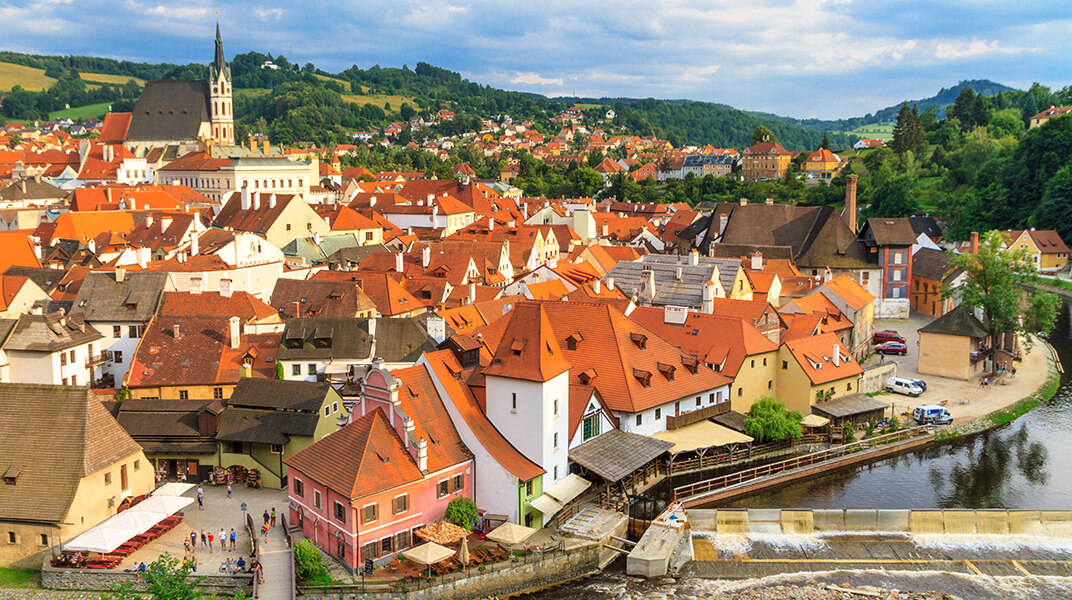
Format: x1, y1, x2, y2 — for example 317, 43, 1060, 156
200, 529, 207, 549
262, 509, 270, 527
227, 483, 232, 499
207, 532, 214, 552
261, 522, 269, 544
189, 530, 197, 551
197, 490, 204, 511
191, 556, 197, 573
270, 508, 276, 527
219, 529, 226, 553
230, 528, 237, 551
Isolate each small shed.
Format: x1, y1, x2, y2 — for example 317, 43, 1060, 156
711, 410, 748, 433
917, 306, 990, 380
811, 393, 888, 428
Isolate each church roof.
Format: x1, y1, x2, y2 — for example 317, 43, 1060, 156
126, 80, 211, 142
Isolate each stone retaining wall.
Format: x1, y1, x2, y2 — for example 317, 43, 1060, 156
41, 562, 252, 595
860, 361, 898, 394
298, 543, 600, 600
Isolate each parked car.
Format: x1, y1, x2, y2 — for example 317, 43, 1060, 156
913, 405, 953, 425
887, 377, 924, 397
873, 330, 906, 344
876, 342, 908, 356
911, 378, 927, 391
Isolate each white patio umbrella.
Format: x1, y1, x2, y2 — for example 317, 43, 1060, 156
64, 525, 139, 553
108, 509, 163, 534
134, 494, 194, 516
403, 542, 455, 577
486, 522, 536, 547
153, 482, 195, 497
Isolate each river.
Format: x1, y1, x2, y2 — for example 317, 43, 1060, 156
529, 303, 1072, 598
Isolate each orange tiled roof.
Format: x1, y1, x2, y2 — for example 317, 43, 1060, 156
821, 274, 875, 311
628, 307, 777, 378
783, 332, 862, 385
392, 364, 471, 472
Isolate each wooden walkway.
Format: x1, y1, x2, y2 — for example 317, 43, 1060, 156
256, 523, 294, 600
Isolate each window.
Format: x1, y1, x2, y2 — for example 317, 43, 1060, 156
553, 432, 558, 448
286, 224, 292, 231
70, 375, 77, 385
709, 393, 715, 404
695, 396, 701, 408
6, 532, 14, 544
113, 326, 122, 338
60, 353, 67, 367
133, 460, 140, 471
324, 406, 330, 417
452, 474, 464, 493
307, 364, 317, 375
763, 358, 767, 366
120, 464, 128, 490
654, 408, 661, 420
717, 391, 723, 403
635, 414, 642, 426
271, 444, 283, 454
553, 398, 558, 416
583, 415, 600, 441
380, 537, 392, 555
231, 442, 244, 453
392, 494, 408, 514
768, 380, 773, 389
104, 472, 112, 485
862, 271, 870, 282
362, 542, 377, 562
293, 478, 303, 497
40, 534, 48, 546
313, 490, 322, 509
892, 287, 901, 298
437, 480, 449, 498
338, 540, 347, 560
782, 361, 788, 370
334, 501, 346, 523
70, 350, 76, 363
525, 480, 534, 496
179, 390, 189, 400
511, 393, 517, 410
114, 351, 123, 364
554, 466, 558, 480
738, 388, 743, 397
213, 387, 224, 400
394, 529, 410, 550
892, 269, 902, 282
750, 359, 755, 368
847, 382, 853, 391
129, 325, 140, 338
292, 364, 301, 376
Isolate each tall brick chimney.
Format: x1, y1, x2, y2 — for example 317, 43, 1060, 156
970, 231, 979, 255
845, 175, 858, 234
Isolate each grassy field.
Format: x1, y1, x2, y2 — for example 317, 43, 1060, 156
313, 73, 351, 91
82, 72, 144, 86
235, 87, 271, 99
0, 568, 40, 588
49, 102, 112, 121
848, 123, 894, 140
0, 62, 56, 91
341, 92, 417, 111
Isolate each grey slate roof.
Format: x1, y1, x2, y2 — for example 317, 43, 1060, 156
227, 378, 334, 412
712, 410, 748, 433
0, 178, 65, 202
912, 248, 960, 283
861, 218, 916, 247
3, 267, 66, 294
3, 312, 102, 352
215, 408, 320, 445
909, 215, 943, 239
277, 317, 437, 363
0, 384, 143, 523
919, 306, 988, 339
605, 254, 740, 308
568, 429, 673, 482
811, 393, 888, 419
269, 278, 377, 319
281, 234, 370, 264
126, 80, 210, 141
71, 271, 169, 323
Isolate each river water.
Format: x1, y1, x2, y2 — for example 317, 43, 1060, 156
530, 303, 1072, 598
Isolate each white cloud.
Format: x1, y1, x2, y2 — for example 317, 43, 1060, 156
679, 64, 720, 82
934, 38, 1029, 59
510, 72, 564, 86
143, 5, 209, 18
255, 8, 284, 20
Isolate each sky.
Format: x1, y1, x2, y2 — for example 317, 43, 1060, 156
2, 0, 1069, 119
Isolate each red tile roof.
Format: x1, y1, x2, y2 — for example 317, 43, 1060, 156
311, 270, 424, 316
783, 332, 862, 385
392, 364, 471, 472
158, 291, 277, 321
483, 302, 571, 383
628, 307, 777, 378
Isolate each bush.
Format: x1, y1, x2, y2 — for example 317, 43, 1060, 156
864, 422, 875, 438
444, 496, 478, 530
888, 416, 900, 433
843, 424, 856, 444
293, 539, 333, 585
744, 397, 803, 443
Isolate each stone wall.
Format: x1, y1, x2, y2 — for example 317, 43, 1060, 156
860, 361, 898, 394
41, 562, 251, 595
298, 543, 601, 600
876, 298, 910, 320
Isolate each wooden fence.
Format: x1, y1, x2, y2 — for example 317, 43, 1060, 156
673, 426, 932, 502
665, 402, 730, 431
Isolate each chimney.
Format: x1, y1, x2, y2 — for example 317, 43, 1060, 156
426, 316, 446, 344
594, 279, 601, 294
136, 247, 150, 268
740, 198, 747, 206
219, 278, 233, 297
262, 139, 270, 155
467, 281, 476, 305
718, 213, 729, 235
228, 316, 240, 349
431, 203, 439, 228
145, 215, 153, 228
832, 344, 841, 366
765, 197, 773, 205
702, 279, 715, 314
173, 324, 182, 340
416, 438, 429, 472
751, 251, 763, 271
606, 277, 615, 291
644, 269, 656, 301
115, 266, 126, 283
253, 192, 261, 211
427, 194, 435, 204
689, 248, 699, 266
240, 184, 250, 210
395, 252, 404, 273
845, 174, 858, 234
268, 194, 277, 209
421, 245, 430, 268
488, 218, 494, 231
508, 220, 515, 228
190, 234, 199, 256
602, 224, 609, 237
970, 231, 979, 255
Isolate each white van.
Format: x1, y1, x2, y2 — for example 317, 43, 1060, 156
913, 405, 953, 425
886, 377, 924, 397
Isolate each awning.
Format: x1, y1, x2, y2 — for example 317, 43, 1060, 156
153, 482, 195, 497
811, 394, 888, 419
403, 542, 455, 566
652, 420, 753, 454
64, 526, 138, 553
801, 414, 830, 428
134, 495, 194, 515
486, 522, 536, 546
528, 494, 563, 517
64, 495, 193, 553
569, 429, 673, 482
544, 474, 590, 505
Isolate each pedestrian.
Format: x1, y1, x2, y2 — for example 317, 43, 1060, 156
263, 509, 270, 526
208, 532, 214, 552
191, 556, 197, 573
227, 483, 232, 499
262, 522, 269, 544
197, 492, 204, 511
219, 529, 226, 552
200, 529, 207, 549
230, 528, 237, 551
270, 508, 276, 527
189, 530, 197, 551
183, 537, 191, 553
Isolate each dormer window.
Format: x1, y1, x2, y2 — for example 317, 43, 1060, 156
510, 338, 526, 357
681, 355, 699, 374
578, 369, 597, 385
633, 368, 652, 388
629, 332, 647, 349
3, 466, 20, 485
657, 362, 676, 381
566, 332, 583, 351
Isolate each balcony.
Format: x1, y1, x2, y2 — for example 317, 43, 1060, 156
85, 351, 113, 368
969, 347, 992, 363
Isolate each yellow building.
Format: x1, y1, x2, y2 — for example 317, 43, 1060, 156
776, 333, 863, 415
741, 141, 791, 181
1002, 229, 1069, 272
801, 148, 843, 182
917, 306, 991, 381
0, 385, 153, 568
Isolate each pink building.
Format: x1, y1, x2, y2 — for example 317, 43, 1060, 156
284, 364, 474, 571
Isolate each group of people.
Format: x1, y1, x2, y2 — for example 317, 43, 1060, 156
219, 555, 254, 575
184, 528, 238, 555
260, 507, 277, 544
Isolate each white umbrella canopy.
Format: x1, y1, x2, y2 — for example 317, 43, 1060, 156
153, 482, 195, 496
486, 522, 536, 546
134, 495, 194, 515
109, 510, 163, 533
403, 542, 454, 566
64, 525, 138, 553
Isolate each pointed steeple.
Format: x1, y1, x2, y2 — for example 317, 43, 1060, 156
212, 21, 227, 80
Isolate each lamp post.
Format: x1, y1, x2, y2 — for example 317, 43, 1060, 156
52, 521, 74, 558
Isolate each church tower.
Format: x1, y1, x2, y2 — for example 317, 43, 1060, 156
209, 23, 234, 146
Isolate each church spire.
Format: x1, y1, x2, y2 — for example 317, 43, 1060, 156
213, 21, 227, 79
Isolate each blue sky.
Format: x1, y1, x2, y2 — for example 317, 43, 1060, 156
2, 0, 1069, 119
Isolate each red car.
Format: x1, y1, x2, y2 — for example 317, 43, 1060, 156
876, 341, 908, 356
873, 330, 906, 344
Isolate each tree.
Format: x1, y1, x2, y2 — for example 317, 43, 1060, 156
819, 132, 830, 149
103, 554, 244, 600
944, 231, 1061, 361
1032, 165, 1072, 242
569, 166, 603, 197
444, 496, 478, 530
744, 397, 803, 443
864, 166, 919, 218
890, 103, 923, 155
293, 539, 333, 585
751, 125, 775, 145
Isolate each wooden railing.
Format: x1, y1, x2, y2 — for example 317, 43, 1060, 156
667, 439, 793, 474
247, 512, 260, 599
672, 426, 932, 502
665, 402, 730, 431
